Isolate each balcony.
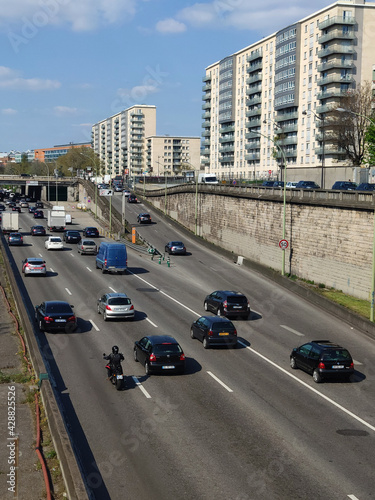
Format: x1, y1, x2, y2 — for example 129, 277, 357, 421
246, 49, 263, 62
202, 83, 212, 92
202, 139, 211, 146
317, 44, 355, 58
219, 135, 235, 143
278, 136, 298, 145
202, 102, 211, 110
318, 30, 356, 44
315, 145, 346, 155
202, 91, 211, 101
246, 85, 262, 96
202, 130, 211, 137
318, 16, 357, 30
219, 154, 234, 163
317, 88, 350, 100
245, 117, 262, 127
276, 111, 299, 121
246, 95, 262, 106
202, 75, 211, 82
245, 131, 261, 139
246, 73, 263, 85
202, 111, 211, 119
317, 59, 354, 72
245, 152, 260, 161
219, 145, 235, 153
219, 125, 235, 133
317, 74, 353, 86
277, 123, 298, 133
246, 141, 260, 150
246, 107, 262, 117
202, 120, 211, 128
247, 61, 263, 73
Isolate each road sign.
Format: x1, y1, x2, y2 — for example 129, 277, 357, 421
268, 170, 272, 175
99, 189, 113, 196
279, 239, 288, 250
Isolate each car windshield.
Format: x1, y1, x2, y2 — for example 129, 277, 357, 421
227, 296, 247, 304
45, 303, 72, 313
171, 242, 183, 246
153, 344, 182, 355
212, 323, 235, 333
108, 297, 131, 305
83, 240, 95, 245
51, 238, 61, 242
29, 260, 44, 265
322, 349, 351, 362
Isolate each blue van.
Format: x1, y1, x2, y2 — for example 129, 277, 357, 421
96, 242, 127, 274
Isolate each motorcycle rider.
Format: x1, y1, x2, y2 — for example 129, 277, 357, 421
103, 345, 124, 378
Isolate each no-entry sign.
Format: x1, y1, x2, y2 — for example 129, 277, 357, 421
279, 239, 288, 250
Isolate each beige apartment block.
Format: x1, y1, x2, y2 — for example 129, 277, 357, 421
202, 0, 375, 188
146, 136, 201, 176
92, 105, 156, 178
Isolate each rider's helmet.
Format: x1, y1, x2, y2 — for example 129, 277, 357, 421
112, 345, 119, 354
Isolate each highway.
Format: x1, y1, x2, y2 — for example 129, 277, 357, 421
5, 195, 375, 500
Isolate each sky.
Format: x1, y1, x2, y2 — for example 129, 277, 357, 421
0, 0, 333, 152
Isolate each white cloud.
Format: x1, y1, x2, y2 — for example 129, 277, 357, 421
117, 82, 160, 100
0, 66, 60, 90
0, 0, 138, 32
2, 108, 17, 115
53, 106, 78, 117
156, 18, 186, 34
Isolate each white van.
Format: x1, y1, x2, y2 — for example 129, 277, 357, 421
198, 173, 219, 185
65, 214, 72, 224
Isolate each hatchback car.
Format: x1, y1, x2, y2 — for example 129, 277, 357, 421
165, 241, 186, 255
77, 239, 97, 255
286, 181, 298, 189
190, 316, 237, 349
35, 201, 44, 208
356, 183, 375, 191
83, 226, 99, 238
204, 290, 250, 319
45, 236, 63, 250
127, 194, 137, 203
97, 292, 134, 321
63, 230, 81, 243
290, 340, 354, 383
137, 213, 152, 224
35, 301, 77, 332
331, 181, 357, 190
12, 206, 21, 212
28, 206, 36, 213
22, 257, 47, 277
133, 335, 185, 375
30, 225, 46, 236
8, 233, 23, 246
295, 181, 320, 189
33, 210, 44, 219
20, 201, 29, 208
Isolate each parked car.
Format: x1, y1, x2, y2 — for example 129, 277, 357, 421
33, 210, 44, 219
190, 316, 237, 349
290, 340, 354, 383
22, 257, 47, 277
331, 181, 357, 190
137, 213, 152, 224
30, 225, 46, 236
77, 239, 97, 255
295, 181, 320, 189
262, 180, 275, 187
356, 183, 375, 191
83, 226, 99, 237
45, 236, 63, 250
286, 181, 298, 188
204, 290, 250, 319
35, 301, 77, 332
127, 194, 137, 203
8, 232, 23, 246
63, 230, 81, 243
165, 241, 186, 255
97, 292, 134, 321
133, 335, 185, 375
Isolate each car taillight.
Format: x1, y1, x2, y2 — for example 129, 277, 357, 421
233, 329, 237, 336
350, 361, 354, 369
180, 353, 185, 361
149, 354, 156, 361
44, 316, 54, 322
67, 315, 76, 322
130, 305, 134, 310
104, 258, 107, 266
105, 305, 112, 311
223, 300, 228, 310
318, 362, 325, 369
208, 329, 213, 336
25, 263, 30, 268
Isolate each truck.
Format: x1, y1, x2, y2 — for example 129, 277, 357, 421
47, 207, 66, 231
1, 213, 19, 234
198, 173, 219, 185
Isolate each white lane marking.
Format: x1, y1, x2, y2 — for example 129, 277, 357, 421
207, 371, 233, 393
280, 325, 304, 336
146, 318, 158, 328
86, 267, 92, 272
109, 287, 117, 293
348, 495, 360, 500
38, 253, 43, 258
132, 376, 151, 399
65, 288, 72, 295
70, 253, 74, 257
50, 268, 54, 272
236, 340, 375, 433
353, 359, 362, 366
89, 320, 100, 332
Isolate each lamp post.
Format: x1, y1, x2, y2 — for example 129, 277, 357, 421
337, 107, 375, 321
303, 110, 325, 188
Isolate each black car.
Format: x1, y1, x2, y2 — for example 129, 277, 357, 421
83, 226, 99, 237
33, 210, 44, 218
12, 206, 21, 212
204, 290, 250, 319
63, 230, 81, 243
133, 335, 185, 375
127, 194, 137, 203
137, 213, 152, 224
262, 180, 275, 187
165, 241, 186, 255
295, 181, 320, 189
356, 183, 375, 191
290, 340, 354, 383
0, 204, 5, 211
30, 225, 46, 236
35, 301, 77, 332
190, 316, 237, 349
331, 181, 357, 190
29, 206, 36, 213
35, 201, 44, 208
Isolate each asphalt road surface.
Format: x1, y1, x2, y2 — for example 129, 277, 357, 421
6, 198, 375, 500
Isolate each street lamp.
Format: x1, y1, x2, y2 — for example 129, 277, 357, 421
337, 107, 375, 321
303, 110, 325, 188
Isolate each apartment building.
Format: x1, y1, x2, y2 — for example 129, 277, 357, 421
202, 0, 375, 187
34, 143, 91, 162
146, 136, 201, 176
91, 105, 156, 178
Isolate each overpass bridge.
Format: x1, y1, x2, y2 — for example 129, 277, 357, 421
0, 175, 78, 202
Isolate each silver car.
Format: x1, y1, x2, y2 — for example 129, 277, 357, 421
77, 239, 97, 255
97, 293, 135, 321
22, 257, 47, 277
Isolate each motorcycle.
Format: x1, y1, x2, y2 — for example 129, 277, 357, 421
103, 354, 125, 390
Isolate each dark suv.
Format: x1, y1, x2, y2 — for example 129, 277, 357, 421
204, 290, 250, 319
190, 316, 237, 349
63, 230, 81, 243
290, 340, 354, 383
295, 181, 320, 189
356, 183, 375, 191
331, 181, 357, 190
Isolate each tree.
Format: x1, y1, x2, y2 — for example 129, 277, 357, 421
330, 81, 375, 167
55, 147, 102, 177
364, 116, 375, 167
